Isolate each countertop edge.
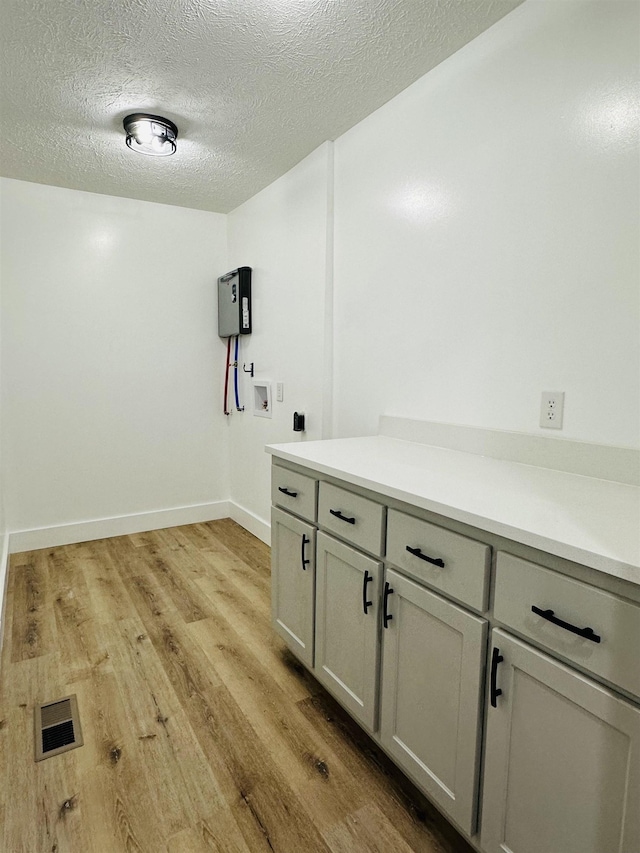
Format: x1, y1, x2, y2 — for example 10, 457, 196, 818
266, 443, 639, 586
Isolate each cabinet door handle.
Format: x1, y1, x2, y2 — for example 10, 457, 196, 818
301, 535, 310, 571
531, 606, 601, 644
490, 646, 504, 708
329, 509, 356, 525
278, 486, 298, 498
383, 581, 394, 628
362, 570, 373, 615
405, 545, 445, 568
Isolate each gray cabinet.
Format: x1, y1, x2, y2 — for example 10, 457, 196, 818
379, 568, 487, 836
386, 507, 490, 612
270, 457, 639, 853
315, 532, 382, 733
271, 506, 316, 668
318, 481, 385, 556
272, 464, 318, 523
481, 629, 640, 853
493, 552, 640, 698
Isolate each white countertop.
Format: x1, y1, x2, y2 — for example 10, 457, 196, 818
267, 436, 640, 585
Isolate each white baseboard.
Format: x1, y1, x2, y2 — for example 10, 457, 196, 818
0, 533, 10, 658
228, 501, 271, 546
9, 501, 231, 554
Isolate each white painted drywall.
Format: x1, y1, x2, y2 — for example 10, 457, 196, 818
332, 0, 639, 447
1, 0, 524, 214
2, 0, 637, 555
0, 178, 229, 534
226, 143, 333, 541
0, 180, 9, 646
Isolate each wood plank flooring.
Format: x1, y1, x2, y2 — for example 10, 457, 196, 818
0, 520, 474, 853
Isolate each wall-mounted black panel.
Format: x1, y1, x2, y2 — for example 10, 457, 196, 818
218, 267, 252, 337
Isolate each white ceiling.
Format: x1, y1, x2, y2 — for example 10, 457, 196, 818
0, 0, 525, 213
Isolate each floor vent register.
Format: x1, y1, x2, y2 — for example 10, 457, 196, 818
34, 695, 84, 761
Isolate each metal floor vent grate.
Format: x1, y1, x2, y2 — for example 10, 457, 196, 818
35, 695, 83, 762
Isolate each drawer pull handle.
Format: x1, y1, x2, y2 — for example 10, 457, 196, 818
383, 581, 394, 628
329, 509, 356, 525
531, 606, 601, 644
362, 571, 373, 615
405, 545, 445, 568
490, 647, 504, 708
278, 487, 298, 498
301, 535, 310, 571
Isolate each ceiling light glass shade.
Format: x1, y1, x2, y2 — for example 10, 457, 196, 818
123, 113, 178, 157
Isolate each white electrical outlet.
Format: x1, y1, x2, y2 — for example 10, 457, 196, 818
276, 382, 284, 402
540, 391, 565, 429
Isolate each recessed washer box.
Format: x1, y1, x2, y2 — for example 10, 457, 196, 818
253, 381, 272, 418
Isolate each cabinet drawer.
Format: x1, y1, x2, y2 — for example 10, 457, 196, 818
318, 482, 385, 557
494, 552, 640, 698
272, 465, 317, 523
386, 509, 490, 612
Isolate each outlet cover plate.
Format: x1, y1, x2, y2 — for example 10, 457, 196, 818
540, 391, 565, 429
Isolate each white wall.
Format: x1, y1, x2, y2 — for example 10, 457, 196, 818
0, 181, 9, 646
1, 179, 229, 538
226, 143, 333, 540
332, 0, 639, 447
1, 0, 636, 557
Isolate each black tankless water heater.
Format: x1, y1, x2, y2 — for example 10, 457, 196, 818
218, 267, 252, 337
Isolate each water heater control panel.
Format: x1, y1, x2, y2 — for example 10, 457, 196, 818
218, 267, 252, 337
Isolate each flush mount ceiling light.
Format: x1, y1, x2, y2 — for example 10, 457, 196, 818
123, 113, 178, 157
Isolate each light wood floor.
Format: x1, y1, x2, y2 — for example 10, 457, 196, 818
0, 520, 473, 853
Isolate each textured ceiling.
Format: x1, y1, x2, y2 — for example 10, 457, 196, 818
0, 0, 524, 213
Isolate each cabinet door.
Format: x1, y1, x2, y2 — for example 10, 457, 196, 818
271, 506, 316, 668
380, 569, 487, 836
481, 629, 640, 853
315, 532, 382, 733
